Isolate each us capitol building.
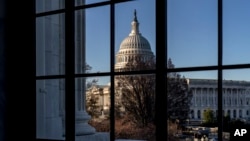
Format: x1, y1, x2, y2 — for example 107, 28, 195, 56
86, 10, 250, 122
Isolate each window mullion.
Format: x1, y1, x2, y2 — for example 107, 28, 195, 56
110, 1, 115, 141
65, 0, 75, 141
217, 0, 223, 141
155, 0, 167, 141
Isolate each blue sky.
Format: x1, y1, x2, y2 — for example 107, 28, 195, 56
85, 0, 250, 84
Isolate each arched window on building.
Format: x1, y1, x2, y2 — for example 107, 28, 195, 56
197, 110, 201, 119
227, 110, 230, 118
233, 110, 236, 118
247, 110, 249, 116
191, 110, 194, 119
239, 110, 242, 118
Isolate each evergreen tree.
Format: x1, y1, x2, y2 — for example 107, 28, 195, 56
203, 108, 215, 124
167, 58, 193, 123
86, 79, 101, 118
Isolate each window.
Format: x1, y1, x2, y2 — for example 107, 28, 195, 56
239, 110, 242, 118
227, 110, 230, 118
167, 1, 250, 140
31, 0, 250, 141
233, 110, 236, 118
191, 110, 194, 119
35, 0, 158, 141
197, 110, 201, 119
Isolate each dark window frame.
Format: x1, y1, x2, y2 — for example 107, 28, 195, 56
34, 0, 250, 141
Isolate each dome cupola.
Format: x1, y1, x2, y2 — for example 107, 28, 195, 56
115, 9, 154, 71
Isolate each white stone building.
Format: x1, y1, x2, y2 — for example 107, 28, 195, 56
88, 78, 250, 122
188, 78, 250, 120
115, 9, 155, 71
86, 84, 111, 115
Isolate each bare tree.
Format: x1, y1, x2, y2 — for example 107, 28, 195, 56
116, 74, 155, 127
115, 59, 155, 127
116, 58, 192, 128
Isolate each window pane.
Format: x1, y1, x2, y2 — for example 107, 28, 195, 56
75, 77, 110, 139
36, 0, 64, 13
36, 79, 65, 140
223, 69, 250, 141
75, 0, 109, 6
167, 70, 218, 141
115, 74, 156, 141
167, 0, 217, 68
223, 0, 250, 65
115, 0, 155, 72
36, 14, 65, 76
75, 6, 110, 74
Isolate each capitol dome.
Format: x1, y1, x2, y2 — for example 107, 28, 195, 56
115, 10, 154, 71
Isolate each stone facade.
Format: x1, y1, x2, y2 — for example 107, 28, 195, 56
188, 78, 250, 120
87, 78, 250, 122
86, 84, 111, 115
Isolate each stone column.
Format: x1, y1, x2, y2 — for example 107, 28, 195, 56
75, 80, 96, 135
207, 88, 210, 106
206, 88, 208, 106
194, 88, 197, 106
212, 88, 215, 107
194, 109, 197, 119
75, 6, 95, 135
197, 88, 200, 106
44, 12, 64, 139
225, 89, 228, 106
232, 89, 235, 106
237, 89, 239, 107
199, 88, 202, 106
36, 2, 65, 138
242, 109, 245, 118
201, 88, 205, 106
231, 109, 233, 118
230, 89, 232, 107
